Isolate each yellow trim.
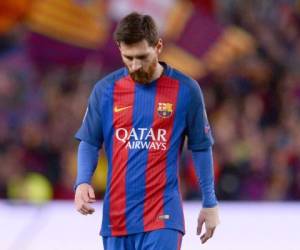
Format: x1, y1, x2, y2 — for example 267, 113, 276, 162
114, 106, 132, 113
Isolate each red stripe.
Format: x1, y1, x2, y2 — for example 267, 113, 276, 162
110, 76, 135, 236
177, 147, 186, 232
177, 232, 183, 250
143, 76, 179, 231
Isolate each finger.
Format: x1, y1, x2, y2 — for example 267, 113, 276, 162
79, 208, 88, 215
200, 233, 208, 244
200, 228, 213, 244
82, 205, 94, 214
88, 187, 96, 201
81, 191, 90, 203
206, 228, 213, 238
197, 224, 202, 236
77, 206, 89, 215
82, 203, 95, 214
197, 216, 204, 235
201, 233, 210, 244
76, 202, 90, 213
76, 199, 92, 214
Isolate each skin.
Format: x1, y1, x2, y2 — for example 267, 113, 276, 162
118, 39, 164, 84
75, 183, 95, 215
75, 38, 217, 244
197, 211, 217, 244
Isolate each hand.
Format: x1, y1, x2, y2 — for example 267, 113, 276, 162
197, 206, 220, 244
74, 183, 96, 215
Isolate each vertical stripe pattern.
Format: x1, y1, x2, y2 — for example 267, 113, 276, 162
101, 80, 117, 236
164, 79, 187, 232
143, 76, 179, 231
125, 83, 157, 233
110, 76, 135, 235
177, 232, 183, 250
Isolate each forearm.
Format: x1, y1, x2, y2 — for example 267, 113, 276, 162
192, 147, 218, 208
74, 140, 99, 190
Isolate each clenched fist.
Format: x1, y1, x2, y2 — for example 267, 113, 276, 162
74, 183, 96, 215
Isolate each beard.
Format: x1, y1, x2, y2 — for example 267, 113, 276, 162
129, 58, 157, 84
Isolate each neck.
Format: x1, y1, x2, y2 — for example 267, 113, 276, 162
149, 62, 164, 82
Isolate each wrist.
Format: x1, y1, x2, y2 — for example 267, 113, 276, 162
73, 181, 91, 192
200, 205, 220, 228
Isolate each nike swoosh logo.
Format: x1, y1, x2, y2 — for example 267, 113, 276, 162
114, 106, 132, 113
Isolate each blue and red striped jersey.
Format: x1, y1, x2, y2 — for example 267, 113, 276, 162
75, 62, 214, 236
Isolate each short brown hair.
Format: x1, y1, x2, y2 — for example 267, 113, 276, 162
113, 12, 159, 46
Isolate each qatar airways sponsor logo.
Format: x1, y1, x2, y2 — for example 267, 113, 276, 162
115, 128, 167, 150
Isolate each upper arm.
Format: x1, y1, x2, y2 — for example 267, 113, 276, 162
186, 80, 214, 151
75, 83, 104, 148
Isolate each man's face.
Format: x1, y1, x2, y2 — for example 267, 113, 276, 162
119, 39, 162, 83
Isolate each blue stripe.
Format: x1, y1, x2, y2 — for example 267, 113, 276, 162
100, 80, 115, 236
125, 82, 157, 232
100, 69, 128, 235
164, 77, 188, 233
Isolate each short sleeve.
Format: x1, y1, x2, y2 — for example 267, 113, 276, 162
75, 84, 103, 148
186, 80, 214, 150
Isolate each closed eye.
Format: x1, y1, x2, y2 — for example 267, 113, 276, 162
124, 55, 133, 61
123, 54, 149, 61
136, 55, 148, 60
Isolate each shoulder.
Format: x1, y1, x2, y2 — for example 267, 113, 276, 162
168, 65, 202, 95
93, 67, 127, 93
167, 66, 205, 110
168, 65, 201, 90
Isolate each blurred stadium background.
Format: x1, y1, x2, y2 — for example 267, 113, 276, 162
0, 0, 300, 249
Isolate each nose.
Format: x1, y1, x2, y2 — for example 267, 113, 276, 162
131, 59, 142, 72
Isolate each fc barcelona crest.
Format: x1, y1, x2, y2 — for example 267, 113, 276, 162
157, 102, 173, 118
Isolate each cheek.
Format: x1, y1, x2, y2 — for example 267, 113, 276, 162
143, 56, 156, 69
122, 58, 132, 68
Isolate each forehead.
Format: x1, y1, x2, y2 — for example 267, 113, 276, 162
119, 40, 155, 56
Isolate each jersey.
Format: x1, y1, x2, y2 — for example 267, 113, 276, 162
75, 62, 214, 237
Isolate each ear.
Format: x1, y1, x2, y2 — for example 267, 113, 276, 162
156, 39, 163, 54
117, 41, 122, 51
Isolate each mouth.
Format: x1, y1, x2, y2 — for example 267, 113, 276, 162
130, 70, 150, 83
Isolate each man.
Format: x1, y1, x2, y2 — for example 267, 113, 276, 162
74, 12, 220, 250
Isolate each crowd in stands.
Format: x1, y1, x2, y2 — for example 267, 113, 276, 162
0, 0, 299, 202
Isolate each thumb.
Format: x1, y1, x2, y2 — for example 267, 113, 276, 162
197, 215, 205, 235
88, 186, 96, 201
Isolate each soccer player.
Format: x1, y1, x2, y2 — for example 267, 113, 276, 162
74, 12, 220, 250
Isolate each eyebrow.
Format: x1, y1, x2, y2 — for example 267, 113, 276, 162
123, 53, 149, 59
